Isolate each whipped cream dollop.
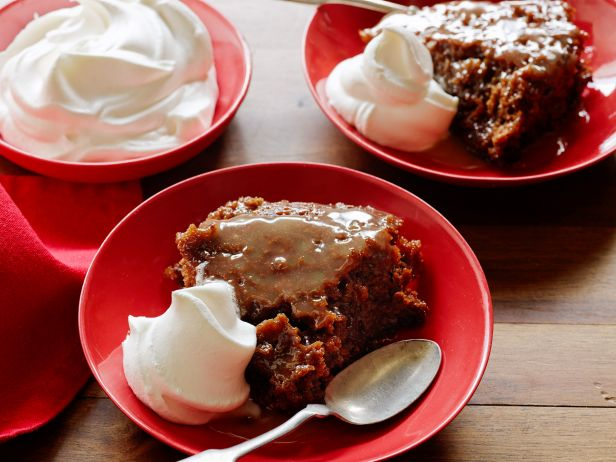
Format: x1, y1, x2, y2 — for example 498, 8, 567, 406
0, 0, 218, 162
122, 281, 256, 425
326, 26, 458, 152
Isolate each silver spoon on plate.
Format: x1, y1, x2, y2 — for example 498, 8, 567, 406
181, 339, 442, 462
278, 0, 410, 14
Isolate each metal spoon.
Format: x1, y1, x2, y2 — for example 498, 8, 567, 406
181, 339, 442, 462
278, 0, 409, 14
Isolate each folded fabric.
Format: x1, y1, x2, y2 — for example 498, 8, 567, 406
0, 175, 142, 441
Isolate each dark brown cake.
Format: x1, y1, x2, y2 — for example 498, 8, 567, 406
172, 197, 427, 412
363, 0, 591, 163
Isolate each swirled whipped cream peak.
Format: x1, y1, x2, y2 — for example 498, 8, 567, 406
326, 25, 458, 152
0, 0, 218, 162
122, 281, 257, 425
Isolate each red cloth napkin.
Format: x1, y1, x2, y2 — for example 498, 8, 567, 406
0, 175, 142, 441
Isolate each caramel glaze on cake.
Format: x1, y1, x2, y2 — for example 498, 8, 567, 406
171, 197, 427, 412
363, 0, 591, 163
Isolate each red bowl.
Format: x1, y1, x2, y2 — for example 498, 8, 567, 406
0, 0, 251, 183
303, 0, 616, 186
79, 162, 492, 460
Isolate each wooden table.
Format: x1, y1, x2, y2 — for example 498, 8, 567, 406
2, 1, 616, 460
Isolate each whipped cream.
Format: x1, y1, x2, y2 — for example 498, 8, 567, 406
0, 0, 218, 162
122, 281, 256, 425
326, 26, 458, 152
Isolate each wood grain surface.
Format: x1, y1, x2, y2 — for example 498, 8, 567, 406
1, 0, 615, 460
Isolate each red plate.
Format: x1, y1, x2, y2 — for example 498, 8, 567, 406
0, 0, 251, 182
303, 0, 616, 186
79, 162, 492, 460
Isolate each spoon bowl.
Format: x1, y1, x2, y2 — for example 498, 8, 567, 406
327, 339, 442, 425
183, 339, 442, 461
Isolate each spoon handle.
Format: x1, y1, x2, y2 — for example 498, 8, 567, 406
279, 0, 409, 14
179, 404, 332, 462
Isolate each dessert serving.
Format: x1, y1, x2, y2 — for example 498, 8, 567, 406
82, 162, 494, 455
172, 197, 428, 412
0, 0, 219, 162
124, 196, 428, 418
327, 0, 591, 164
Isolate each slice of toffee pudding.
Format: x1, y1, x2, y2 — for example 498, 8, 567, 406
172, 197, 427, 411
363, 0, 591, 162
